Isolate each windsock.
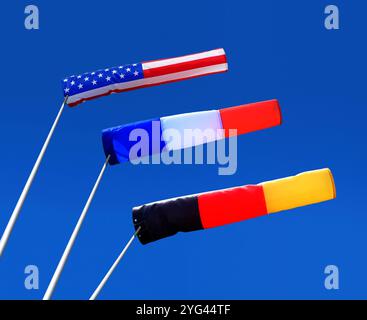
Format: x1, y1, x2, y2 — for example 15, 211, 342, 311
102, 99, 282, 165
133, 168, 336, 244
62, 48, 227, 107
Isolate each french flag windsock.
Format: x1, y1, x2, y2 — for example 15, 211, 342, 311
133, 168, 336, 244
62, 48, 227, 107
102, 99, 282, 165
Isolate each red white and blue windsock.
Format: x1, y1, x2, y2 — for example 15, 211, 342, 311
62, 48, 227, 107
101, 99, 282, 165
133, 168, 336, 244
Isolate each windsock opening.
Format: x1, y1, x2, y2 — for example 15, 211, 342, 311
101, 118, 166, 165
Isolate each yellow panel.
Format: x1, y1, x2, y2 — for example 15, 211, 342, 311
260, 168, 336, 214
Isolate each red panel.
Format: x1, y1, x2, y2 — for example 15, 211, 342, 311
219, 99, 282, 138
143, 55, 227, 78
198, 185, 268, 229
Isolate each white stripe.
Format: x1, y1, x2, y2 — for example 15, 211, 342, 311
142, 48, 225, 70
160, 110, 224, 151
67, 63, 228, 105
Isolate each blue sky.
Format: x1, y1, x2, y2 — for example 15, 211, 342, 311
0, 1, 366, 299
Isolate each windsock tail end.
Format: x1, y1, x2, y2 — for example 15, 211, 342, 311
261, 168, 336, 214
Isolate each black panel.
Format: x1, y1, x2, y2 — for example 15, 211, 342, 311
132, 195, 203, 244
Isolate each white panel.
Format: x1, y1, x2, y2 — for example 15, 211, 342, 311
160, 110, 224, 151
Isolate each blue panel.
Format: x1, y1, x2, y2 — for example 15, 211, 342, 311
101, 118, 166, 165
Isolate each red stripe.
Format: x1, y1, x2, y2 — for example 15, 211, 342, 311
67, 69, 227, 107
219, 99, 282, 138
143, 55, 227, 78
198, 185, 268, 229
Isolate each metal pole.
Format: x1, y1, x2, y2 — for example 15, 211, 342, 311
0, 96, 68, 256
43, 155, 110, 300
89, 227, 141, 300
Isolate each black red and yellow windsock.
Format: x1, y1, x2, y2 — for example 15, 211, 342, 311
133, 168, 336, 244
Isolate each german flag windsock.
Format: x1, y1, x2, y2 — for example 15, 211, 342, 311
102, 99, 281, 165
133, 169, 336, 244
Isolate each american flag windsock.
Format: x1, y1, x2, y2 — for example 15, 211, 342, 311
62, 48, 227, 107
133, 169, 336, 244
102, 99, 282, 165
